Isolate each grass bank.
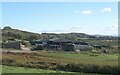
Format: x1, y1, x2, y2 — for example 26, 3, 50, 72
2, 51, 119, 74
2, 65, 107, 75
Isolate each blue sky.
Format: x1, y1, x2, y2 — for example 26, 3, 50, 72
2, 2, 118, 35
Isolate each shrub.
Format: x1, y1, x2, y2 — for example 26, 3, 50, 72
2, 59, 15, 65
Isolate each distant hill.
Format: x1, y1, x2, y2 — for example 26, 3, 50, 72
2, 26, 42, 41
2, 26, 91, 41
2, 26, 117, 41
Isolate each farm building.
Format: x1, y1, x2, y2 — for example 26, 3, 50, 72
2, 39, 31, 50
32, 39, 49, 50
2, 41, 22, 49
33, 38, 72, 51
34, 39, 49, 45
32, 38, 92, 52
61, 44, 74, 51
74, 44, 93, 51
48, 38, 72, 51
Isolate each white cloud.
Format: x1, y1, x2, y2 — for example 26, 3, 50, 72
74, 10, 80, 13
81, 10, 93, 15
103, 25, 118, 30
40, 25, 88, 33
70, 26, 88, 30
101, 7, 112, 12
101, 25, 118, 36
40, 28, 69, 33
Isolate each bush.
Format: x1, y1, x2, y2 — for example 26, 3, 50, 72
2, 59, 15, 65
55, 63, 119, 74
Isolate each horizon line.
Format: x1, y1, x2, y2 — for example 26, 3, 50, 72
2, 26, 118, 37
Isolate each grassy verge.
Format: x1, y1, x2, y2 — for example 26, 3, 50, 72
39, 51, 118, 66
2, 65, 107, 75
2, 65, 66, 73
2, 51, 119, 74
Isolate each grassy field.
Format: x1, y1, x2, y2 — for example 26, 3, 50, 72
2, 51, 119, 74
2, 65, 66, 73
2, 65, 107, 75
33, 51, 118, 66
2, 51, 118, 66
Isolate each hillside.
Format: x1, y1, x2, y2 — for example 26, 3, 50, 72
2, 26, 118, 42
2, 26, 91, 41
2, 26, 42, 41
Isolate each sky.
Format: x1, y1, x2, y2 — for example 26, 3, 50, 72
1, 2, 118, 36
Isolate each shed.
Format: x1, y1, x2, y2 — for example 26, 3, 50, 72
74, 45, 92, 51
2, 41, 22, 49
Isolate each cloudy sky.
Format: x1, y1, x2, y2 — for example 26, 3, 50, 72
2, 2, 118, 35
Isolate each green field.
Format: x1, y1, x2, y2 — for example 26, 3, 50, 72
2, 51, 118, 66
2, 65, 107, 75
2, 51, 119, 74
2, 65, 66, 73
35, 51, 118, 66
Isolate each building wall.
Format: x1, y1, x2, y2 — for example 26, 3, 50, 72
2, 42, 21, 49
33, 41, 93, 52
34, 45, 43, 50
62, 44, 74, 51
74, 45, 92, 51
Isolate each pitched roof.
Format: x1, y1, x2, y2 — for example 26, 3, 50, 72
50, 38, 71, 42
35, 39, 49, 42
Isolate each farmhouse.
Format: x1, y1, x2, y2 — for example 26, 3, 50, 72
2, 39, 31, 50
49, 38, 73, 51
33, 38, 92, 52
33, 38, 72, 51
2, 37, 93, 51
74, 44, 92, 51
32, 39, 49, 50
2, 41, 22, 49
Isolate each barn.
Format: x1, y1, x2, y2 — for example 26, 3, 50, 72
32, 38, 93, 52
2, 41, 22, 49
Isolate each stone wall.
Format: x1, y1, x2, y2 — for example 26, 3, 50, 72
74, 45, 92, 51
62, 44, 74, 51
2, 42, 21, 49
